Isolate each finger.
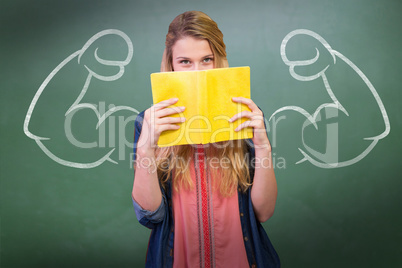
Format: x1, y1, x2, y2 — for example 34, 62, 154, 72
232, 97, 260, 113
229, 111, 254, 122
157, 123, 181, 133
234, 120, 257, 132
156, 106, 185, 118
153, 98, 179, 111
158, 116, 186, 125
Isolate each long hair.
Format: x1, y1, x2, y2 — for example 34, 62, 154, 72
156, 11, 251, 197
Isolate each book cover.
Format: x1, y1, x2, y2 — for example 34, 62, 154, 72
150, 66, 253, 147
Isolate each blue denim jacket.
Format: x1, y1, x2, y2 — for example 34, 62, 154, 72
132, 111, 280, 267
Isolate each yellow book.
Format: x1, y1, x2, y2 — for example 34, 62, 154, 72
150, 66, 253, 147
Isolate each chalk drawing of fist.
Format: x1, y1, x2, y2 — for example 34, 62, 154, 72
23, 29, 137, 168
270, 29, 390, 168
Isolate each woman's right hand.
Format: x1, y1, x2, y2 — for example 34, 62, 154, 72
137, 98, 186, 153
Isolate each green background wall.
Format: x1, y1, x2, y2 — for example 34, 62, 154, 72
1, 0, 401, 267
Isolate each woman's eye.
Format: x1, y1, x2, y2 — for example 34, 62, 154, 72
203, 58, 213, 63
180, 60, 191, 65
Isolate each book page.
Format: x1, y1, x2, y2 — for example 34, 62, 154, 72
205, 67, 253, 144
151, 71, 201, 146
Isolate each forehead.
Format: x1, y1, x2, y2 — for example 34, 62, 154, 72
172, 37, 213, 58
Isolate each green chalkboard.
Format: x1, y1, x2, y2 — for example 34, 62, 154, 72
1, 0, 401, 267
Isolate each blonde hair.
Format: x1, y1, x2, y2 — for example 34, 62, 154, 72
161, 11, 229, 72
156, 11, 251, 197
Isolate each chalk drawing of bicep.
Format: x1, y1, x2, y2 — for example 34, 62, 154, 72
270, 29, 390, 168
23, 29, 137, 168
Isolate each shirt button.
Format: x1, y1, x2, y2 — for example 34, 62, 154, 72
251, 264, 256, 268
240, 213, 244, 217
244, 236, 248, 241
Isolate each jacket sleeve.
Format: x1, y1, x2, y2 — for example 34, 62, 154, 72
132, 110, 166, 229
132, 196, 166, 229
132, 111, 144, 164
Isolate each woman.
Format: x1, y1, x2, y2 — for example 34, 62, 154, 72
132, 11, 280, 267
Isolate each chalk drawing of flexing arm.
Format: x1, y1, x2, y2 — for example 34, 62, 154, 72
270, 29, 390, 168
23, 29, 138, 168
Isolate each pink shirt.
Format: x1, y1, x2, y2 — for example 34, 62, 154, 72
172, 145, 249, 268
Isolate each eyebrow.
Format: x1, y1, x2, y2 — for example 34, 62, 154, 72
175, 54, 214, 60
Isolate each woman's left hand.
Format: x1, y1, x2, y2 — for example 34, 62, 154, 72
229, 97, 271, 150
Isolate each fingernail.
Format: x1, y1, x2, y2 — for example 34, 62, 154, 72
172, 98, 179, 101
180, 106, 185, 110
